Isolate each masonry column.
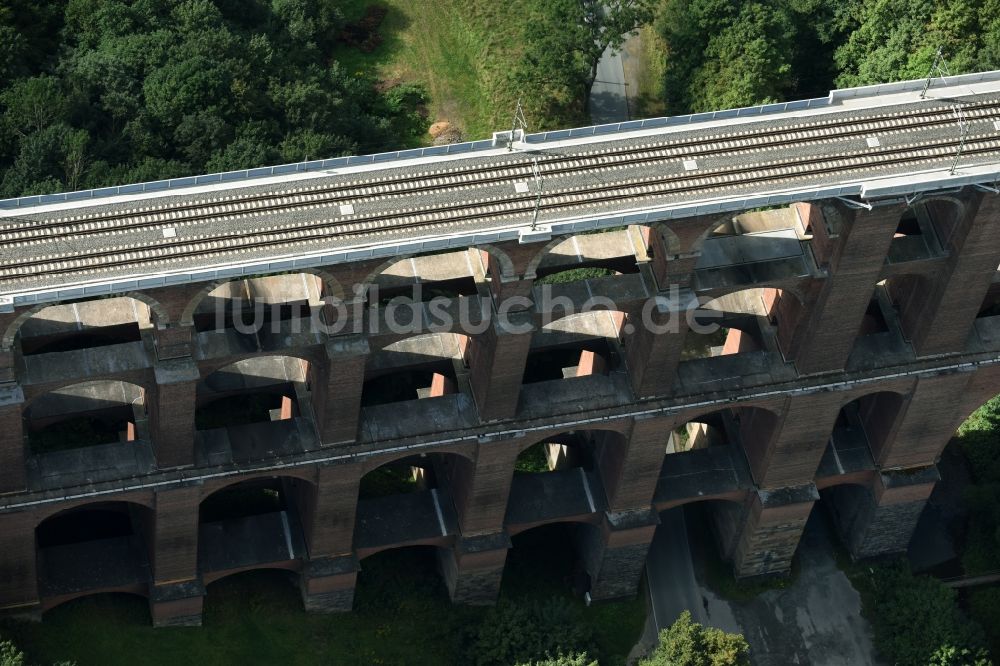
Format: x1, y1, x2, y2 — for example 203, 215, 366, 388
787, 203, 904, 374
0, 382, 25, 493
583, 511, 658, 601
0, 511, 38, 617
300, 463, 361, 612
730, 485, 818, 577
152, 358, 199, 469
441, 533, 512, 605
604, 415, 672, 513
313, 335, 369, 446
742, 393, 844, 489
468, 311, 534, 421
899, 193, 1000, 355
625, 292, 690, 398
826, 468, 937, 559
149, 484, 204, 627
438, 435, 524, 605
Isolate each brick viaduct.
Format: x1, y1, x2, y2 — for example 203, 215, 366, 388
1, 190, 1000, 626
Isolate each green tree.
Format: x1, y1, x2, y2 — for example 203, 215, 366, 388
640, 611, 750, 666
520, 0, 653, 123
516, 655, 597, 666
858, 562, 991, 666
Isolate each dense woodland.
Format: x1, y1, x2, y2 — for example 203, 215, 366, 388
3, 0, 1000, 198
0, 0, 427, 198
654, 0, 1000, 112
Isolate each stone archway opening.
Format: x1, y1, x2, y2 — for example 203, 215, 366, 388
35, 502, 153, 605
368, 250, 482, 306
24, 380, 153, 489
527, 311, 626, 386
354, 452, 471, 558
354, 545, 453, 610
503, 522, 602, 599
190, 273, 326, 335
198, 476, 314, 581
12, 296, 158, 356
195, 356, 314, 463
508, 430, 626, 527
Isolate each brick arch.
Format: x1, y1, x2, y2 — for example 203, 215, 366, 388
647, 222, 682, 256
669, 400, 783, 427
202, 564, 302, 587
22, 377, 149, 413
477, 244, 517, 279
197, 352, 317, 384
360, 445, 476, 477
655, 492, 750, 513
680, 212, 740, 254
524, 236, 572, 279
356, 542, 453, 563
539, 308, 629, 334
179, 270, 344, 326
199, 470, 318, 502
699, 282, 809, 309
2, 292, 169, 351
903, 193, 968, 247
514, 426, 628, 457
34, 495, 156, 526
506, 515, 603, 538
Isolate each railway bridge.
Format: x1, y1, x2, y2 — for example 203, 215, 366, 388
2, 71, 1000, 626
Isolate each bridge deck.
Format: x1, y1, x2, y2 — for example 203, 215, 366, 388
2, 72, 1000, 304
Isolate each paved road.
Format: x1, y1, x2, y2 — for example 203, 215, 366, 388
645, 507, 740, 632
588, 42, 629, 124
644, 509, 880, 665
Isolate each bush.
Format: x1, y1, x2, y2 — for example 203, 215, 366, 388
516, 655, 596, 666
461, 598, 595, 666
639, 611, 749, 666
854, 562, 991, 666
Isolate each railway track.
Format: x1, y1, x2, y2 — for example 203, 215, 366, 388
2, 131, 998, 282
1, 98, 998, 249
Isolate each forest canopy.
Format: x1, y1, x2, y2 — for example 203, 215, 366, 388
654, 0, 1000, 114
0, 0, 427, 198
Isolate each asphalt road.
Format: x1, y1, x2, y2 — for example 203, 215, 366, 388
588, 42, 629, 124
644, 508, 880, 665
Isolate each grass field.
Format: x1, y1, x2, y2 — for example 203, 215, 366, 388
1, 528, 646, 666
331, 0, 587, 142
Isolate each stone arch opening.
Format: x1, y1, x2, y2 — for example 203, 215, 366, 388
7, 295, 162, 356
357, 451, 473, 503
976, 280, 1000, 319
879, 274, 932, 342
363, 332, 471, 408
527, 311, 626, 385
195, 356, 314, 463
529, 229, 640, 284
185, 272, 334, 333
23, 381, 152, 485
816, 481, 887, 561
355, 451, 473, 554
353, 545, 453, 609
199, 475, 315, 580
661, 405, 779, 488
828, 392, 906, 465
888, 199, 961, 263
35, 501, 153, 606
655, 499, 749, 584
365, 249, 484, 306
681, 288, 801, 361
509, 429, 626, 525
503, 522, 602, 599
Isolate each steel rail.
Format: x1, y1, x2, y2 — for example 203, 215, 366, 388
2, 135, 997, 282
